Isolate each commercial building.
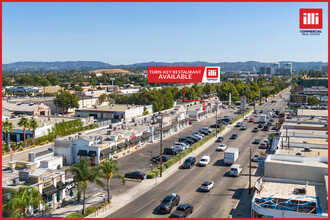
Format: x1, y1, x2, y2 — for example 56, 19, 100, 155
6, 86, 42, 95
3, 101, 51, 116
259, 66, 271, 75
270, 63, 280, 75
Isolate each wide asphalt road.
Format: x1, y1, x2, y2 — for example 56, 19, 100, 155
106, 88, 290, 218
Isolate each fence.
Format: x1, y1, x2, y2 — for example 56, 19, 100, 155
85, 204, 112, 218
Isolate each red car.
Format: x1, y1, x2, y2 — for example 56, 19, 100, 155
249, 118, 254, 122
189, 121, 192, 125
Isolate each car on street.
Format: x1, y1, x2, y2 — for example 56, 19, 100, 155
210, 123, 221, 128
236, 110, 243, 114
254, 110, 258, 114
262, 125, 269, 131
249, 118, 254, 122
255, 114, 259, 117
215, 137, 224, 142
169, 204, 193, 218
252, 155, 259, 162
252, 127, 259, 132
263, 139, 270, 144
230, 134, 238, 139
271, 100, 277, 103
260, 143, 267, 149
240, 125, 247, 130
151, 155, 169, 163
181, 157, 196, 169
158, 193, 180, 214
253, 138, 261, 144
189, 121, 192, 125
124, 171, 147, 180
199, 181, 214, 192
216, 144, 227, 151
235, 122, 242, 127
230, 164, 242, 177
244, 116, 249, 120
269, 118, 274, 122
258, 123, 263, 128
260, 110, 264, 113
198, 156, 211, 166
272, 126, 277, 130
267, 121, 272, 126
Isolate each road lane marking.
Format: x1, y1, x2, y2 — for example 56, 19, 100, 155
135, 199, 155, 213
190, 206, 201, 217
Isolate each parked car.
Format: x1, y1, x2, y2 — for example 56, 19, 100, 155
199, 181, 214, 192
190, 135, 202, 141
198, 156, 211, 166
174, 142, 189, 149
230, 134, 238, 139
263, 139, 270, 144
216, 144, 227, 151
224, 116, 233, 121
198, 130, 209, 135
267, 121, 272, 126
260, 110, 264, 113
158, 193, 180, 214
199, 128, 211, 135
151, 155, 169, 163
210, 123, 221, 128
255, 113, 259, 117
193, 132, 204, 137
249, 118, 254, 122
262, 125, 269, 131
221, 118, 231, 123
186, 136, 199, 142
269, 118, 274, 122
215, 137, 224, 142
181, 157, 196, 169
230, 164, 242, 177
252, 127, 259, 132
244, 116, 249, 120
218, 119, 229, 124
240, 125, 247, 130
189, 121, 192, 125
272, 100, 277, 103
235, 122, 242, 127
252, 155, 259, 162
164, 147, 181, 155
253, 138, 261, 144
169, 204, 194, 218
258, 123, 263, 128
260, 143, 267, 149
124, 171, 146, 180
272, 126, 277, 130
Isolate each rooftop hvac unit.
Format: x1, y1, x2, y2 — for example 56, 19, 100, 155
304, 147, 311, 152
294, 187, 306, 194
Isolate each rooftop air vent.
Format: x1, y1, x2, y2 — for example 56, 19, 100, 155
294, 187, 306, 194
304, 147, 311, 152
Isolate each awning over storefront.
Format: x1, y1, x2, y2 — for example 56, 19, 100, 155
129, 136, 142, 144
100, 147, 112, 156
43, 185, 57, 196
163, 125, 171, 131
77, 150, 87, 156
141, 132, 152, 139
117, 142, 127, 149
56, 181, 65, 189
88, 151, 97, 157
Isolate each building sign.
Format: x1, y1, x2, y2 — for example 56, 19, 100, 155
41, 173, 52, 182
289, 95, 307, 104
294, 86, 304, 91
44, 181, 52, 187
189, 115, 197, 119
117, 135, 123, 142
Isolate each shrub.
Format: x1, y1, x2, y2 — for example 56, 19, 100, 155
85, 205, 97, 216
152, 168, 160, 176
65, 213, 84, 218
18, 147, 24, 151
147, 172, 156, 179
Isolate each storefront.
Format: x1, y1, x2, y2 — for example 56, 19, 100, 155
141, 132, 152, 145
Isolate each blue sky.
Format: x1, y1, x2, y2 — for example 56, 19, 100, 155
2, 2, 328, 65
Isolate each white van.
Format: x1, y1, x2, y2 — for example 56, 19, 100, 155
230, 164, 242, 177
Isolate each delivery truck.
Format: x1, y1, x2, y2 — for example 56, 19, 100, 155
224, 148, 239, 165
259, 114, 267, 123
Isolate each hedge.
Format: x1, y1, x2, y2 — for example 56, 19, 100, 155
229, 108, 252, 124
147, 127, 225, 179
65, 213, 84, 218
85, 206, 97, 216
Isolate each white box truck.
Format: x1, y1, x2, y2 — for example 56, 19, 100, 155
259, 114, 267, 123
224, 148, 239, 165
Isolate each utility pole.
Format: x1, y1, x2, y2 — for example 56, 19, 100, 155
216, 102, 218, 137
249, 148, 252, 194
160, 113, 163, 177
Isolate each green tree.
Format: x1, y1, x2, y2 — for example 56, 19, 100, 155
66, 159, 104, 215
3, 185, 49, 218
29, 119, 39, 144
143, 107, 149, 115
307, 96, 319, 106
54, 91, 79, 115
99, 159, 125, 203
2, 120, 14, 152
96, 93, 109, 105
18, 117, 29, 144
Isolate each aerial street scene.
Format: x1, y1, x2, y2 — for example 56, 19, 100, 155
1, 1, 328, 219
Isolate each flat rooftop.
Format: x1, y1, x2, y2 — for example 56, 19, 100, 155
7, 116, 75, 129
297, 109, 328, 117
254, 179, 327, 216
276, 147, 328, 157
266, 155, 328, 168
76, 104, 143, 112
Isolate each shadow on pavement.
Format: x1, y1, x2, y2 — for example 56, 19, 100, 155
229, 188, 252, 218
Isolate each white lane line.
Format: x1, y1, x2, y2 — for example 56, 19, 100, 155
135, 199, 155, 213
190, 206, 202, 217
179, 175, 185, 180
210, 181, 223, 196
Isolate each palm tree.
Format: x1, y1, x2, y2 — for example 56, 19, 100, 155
29, 119, 39, 144
99, 159, 125, 203
2, 120, 14, 151
17, 117, 29, 145
3, 185, 49, 218
66, 159, 104, 215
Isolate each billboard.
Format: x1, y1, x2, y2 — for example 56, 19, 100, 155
290, 95, 307, 104
294, 86, 304, 91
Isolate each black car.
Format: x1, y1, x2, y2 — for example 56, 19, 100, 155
169, 204, 194, 218
230, 134, 238, 139
164, 147, 181, 155
272, 100, 276, 103
158, 193, 180, 214
260, 143, 267, 149
218, 119, 228, 124
151, 155, 169, 163
178, 138, 194, 145
222, 118, 231, 123
253, 139, 261, 144
269, 118, 274, 122
181, 157, 196, 169
186, 136, 199, 142
258, 123, 263, 128
198, 130, 210, 135
260, 110, 264, 113
210, 124, 221, 128
262, 125, 269, 131
272, 126, 277, 130
267, 121, 272, 126
124, 171, 146, 180
215, 137, 224, 142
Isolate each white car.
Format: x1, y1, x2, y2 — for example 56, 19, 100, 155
263, 139, 270, 144
194, 132, 205, 137
216, 144, 227, 151
200, 181, 214, 192
174, 142, 188, 149
252, 155, 259, 162
230, 164, 242, 177
194, 134, 203, 139
244, 116, 249, 120
198, 156, 211, 166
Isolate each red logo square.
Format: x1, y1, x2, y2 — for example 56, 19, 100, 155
300, 9, 322, 29
206, 68, 218, 78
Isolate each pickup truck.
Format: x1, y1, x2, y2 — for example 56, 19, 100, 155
169, 204, 194, 218
158, 193, 180, 214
